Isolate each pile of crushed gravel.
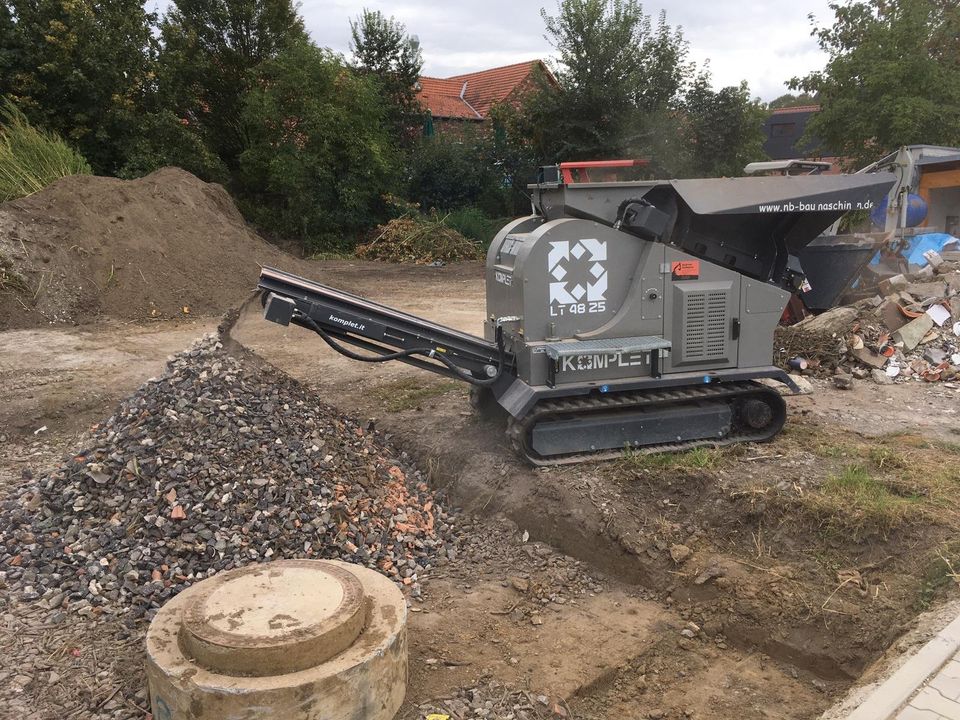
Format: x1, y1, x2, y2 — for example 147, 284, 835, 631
0, 336, 457, 620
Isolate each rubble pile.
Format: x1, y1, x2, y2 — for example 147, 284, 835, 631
780, 250, 960, 385
0, 337, 457, 619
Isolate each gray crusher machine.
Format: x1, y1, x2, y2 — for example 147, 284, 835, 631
258, 166, 893, 465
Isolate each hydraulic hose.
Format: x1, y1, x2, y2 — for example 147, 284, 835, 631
295, 311, 507, 387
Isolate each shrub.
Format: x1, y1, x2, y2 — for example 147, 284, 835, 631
0, 99, 91, 202
237, 42, 398, 250
405, 133, 507, 213
117, 111, 228, 183
444, 207, 511, 248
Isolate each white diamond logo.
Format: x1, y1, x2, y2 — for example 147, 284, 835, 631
546, 238, 608, 305
580, 238, 606, 261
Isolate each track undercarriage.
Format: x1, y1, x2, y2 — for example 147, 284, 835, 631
505, 381, 786, 466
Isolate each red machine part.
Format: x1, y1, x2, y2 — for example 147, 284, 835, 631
559, 159, 649, 184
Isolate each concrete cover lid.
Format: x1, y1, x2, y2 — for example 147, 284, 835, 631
180, 560, 367, 676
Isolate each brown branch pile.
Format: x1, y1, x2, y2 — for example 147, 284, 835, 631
774, 326, 845, 373
356, 215, 482, 264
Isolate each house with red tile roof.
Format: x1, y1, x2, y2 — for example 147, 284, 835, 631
417, 60, 558, 129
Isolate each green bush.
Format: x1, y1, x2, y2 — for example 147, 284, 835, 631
405, 133, 507, 214
237, 41, 398, 250
118, 110, 228, 183
444, 207, 511, 247
0, 99, 91, 202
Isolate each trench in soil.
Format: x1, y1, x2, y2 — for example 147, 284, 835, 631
398, 429, 865, 679
362, 407, 957, 720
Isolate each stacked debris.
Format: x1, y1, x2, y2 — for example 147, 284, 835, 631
0, 337, 457, 619
356, 214, 482, 264
777, 250, 960, 385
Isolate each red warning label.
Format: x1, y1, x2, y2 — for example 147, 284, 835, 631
671, 260, 700, 280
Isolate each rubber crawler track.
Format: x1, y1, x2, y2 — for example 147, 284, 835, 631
507, 381, 787, 466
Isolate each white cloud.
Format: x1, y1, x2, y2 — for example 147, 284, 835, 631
150, 0, 837, 101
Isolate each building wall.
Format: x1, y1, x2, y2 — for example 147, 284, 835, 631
431, 117, 487, 139
762, 109, 821, 160
918, 166, 960, 232
926, 187, 960, 234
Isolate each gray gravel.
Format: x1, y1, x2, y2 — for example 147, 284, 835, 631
414, 681, 572, 720
0, 336, 457, 622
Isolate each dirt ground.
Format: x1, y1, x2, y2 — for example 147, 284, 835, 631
1, 258, 959, 720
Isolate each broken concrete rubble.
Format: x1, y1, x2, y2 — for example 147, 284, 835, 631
793, 306, 858, 335
870, 368, 893, 385
878, 274, 908, 295
893, 314, 934, 351
777, 259, 960, 385
904, 281, 948, 299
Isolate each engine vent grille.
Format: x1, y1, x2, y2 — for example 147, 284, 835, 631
684, 293, 706, 359
682, 289, 727, 362
705, 290, 727, 358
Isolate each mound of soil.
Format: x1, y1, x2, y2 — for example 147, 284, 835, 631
0, 168, 295, 329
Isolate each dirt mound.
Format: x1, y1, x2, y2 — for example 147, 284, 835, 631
0, 168, 296, 329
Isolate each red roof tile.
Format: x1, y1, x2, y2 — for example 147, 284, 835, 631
417, 60, 556, 120
417, 77, 481, 119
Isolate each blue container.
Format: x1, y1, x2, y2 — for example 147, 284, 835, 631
870, 193, 928, 229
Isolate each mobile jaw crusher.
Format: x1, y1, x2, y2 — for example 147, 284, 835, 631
259, 165, 893, 464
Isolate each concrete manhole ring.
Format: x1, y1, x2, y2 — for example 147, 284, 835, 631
179, 559, 367, 676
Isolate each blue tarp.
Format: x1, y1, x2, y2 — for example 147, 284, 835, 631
869, 232, 959, 266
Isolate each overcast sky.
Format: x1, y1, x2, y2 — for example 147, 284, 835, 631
293, 0, 836, 101
143, 0, 836, 100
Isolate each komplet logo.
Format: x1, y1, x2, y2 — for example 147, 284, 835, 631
547, 239, 607, 305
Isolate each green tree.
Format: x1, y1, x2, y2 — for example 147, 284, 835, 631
681, 75, 767, 177
790, 0, 960, 168
117, 110, 228, 181
538, 0, 692, 160
159, 0, 307, 170
349, 8, 423, 143
237, 41, 397, 248
2, 0, 156, 174
0, 3, 20, 97
488, 66, 560, 175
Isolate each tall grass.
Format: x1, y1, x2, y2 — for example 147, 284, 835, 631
0, 99, 91, 202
